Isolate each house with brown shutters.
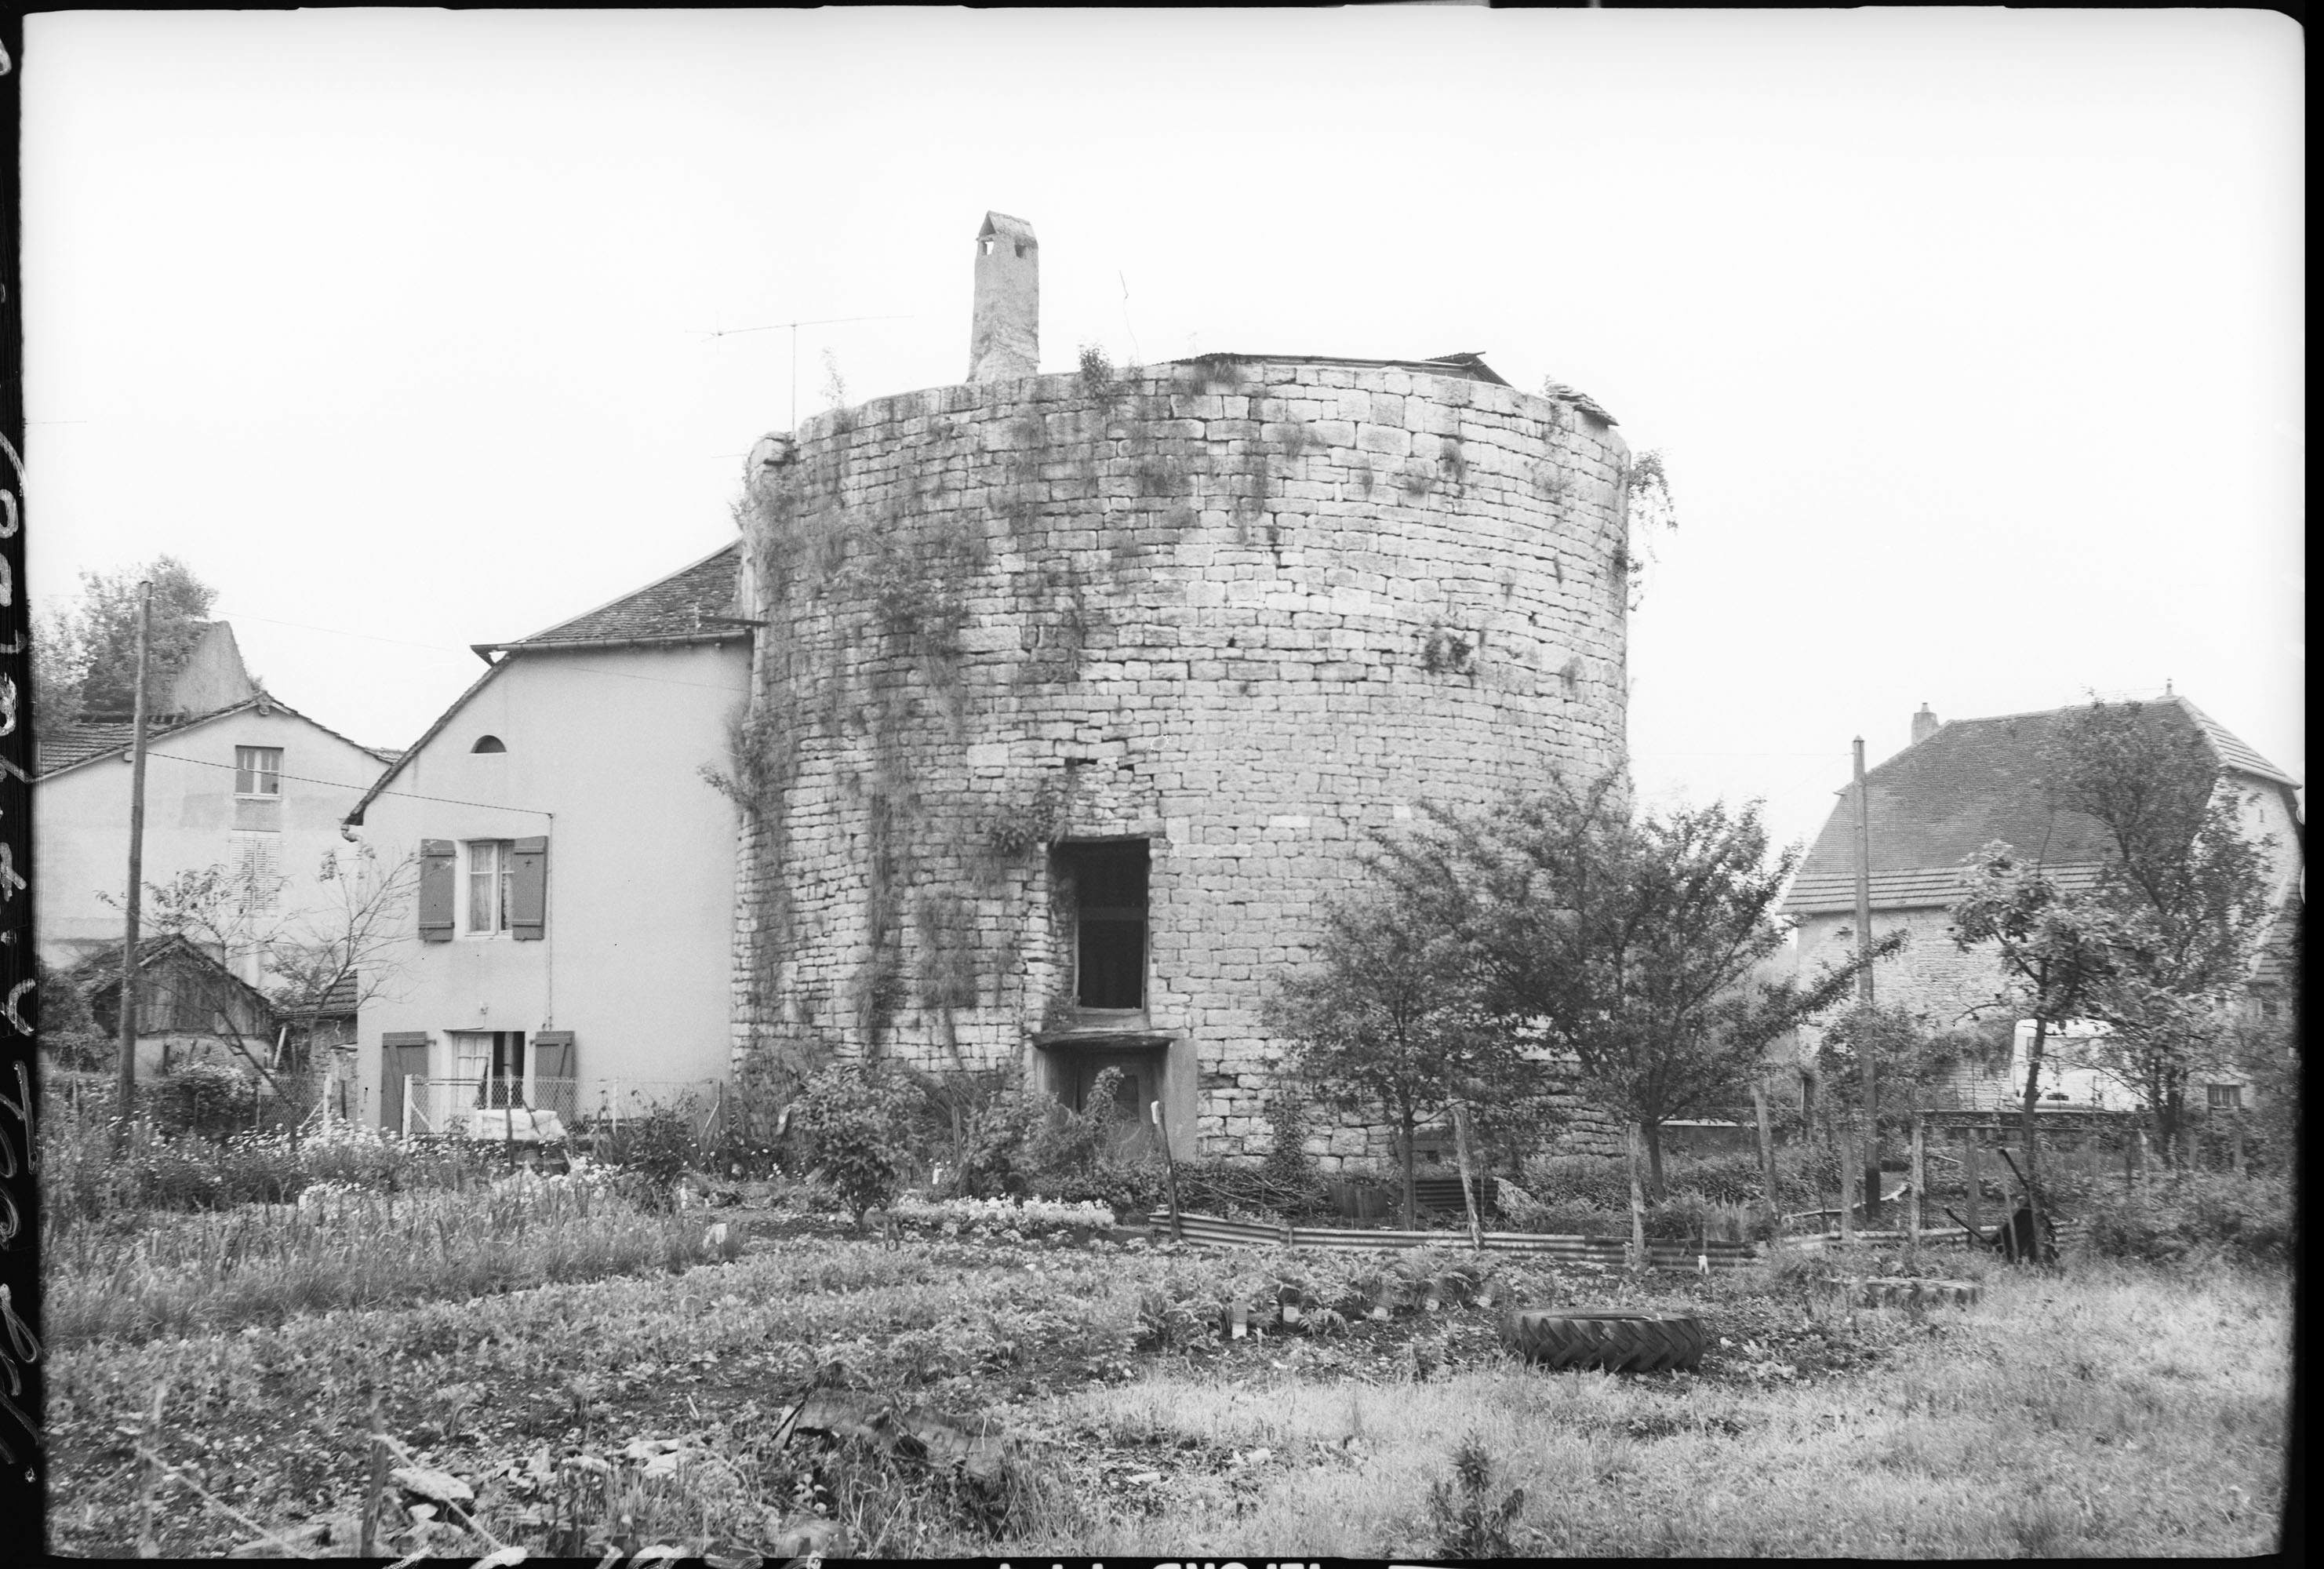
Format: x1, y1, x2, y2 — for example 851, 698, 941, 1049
34, 623, 396, 982
1780, 696, 2302, 1112
342, 543, 751, 1136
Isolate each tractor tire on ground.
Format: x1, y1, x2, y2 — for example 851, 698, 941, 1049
1500, 1309, 1708, 1373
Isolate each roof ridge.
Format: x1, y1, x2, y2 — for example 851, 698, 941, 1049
504, 540, 742, 649
38, 694, 396, 781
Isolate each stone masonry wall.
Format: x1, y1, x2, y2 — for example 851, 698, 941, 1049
728, 355, 1631, 1167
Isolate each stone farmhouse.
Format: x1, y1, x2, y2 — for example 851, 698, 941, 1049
35, 622, 394, 993
1780, 697, 2303, 1112
344, 546, 750, 1135
725, 213, 1637, 1167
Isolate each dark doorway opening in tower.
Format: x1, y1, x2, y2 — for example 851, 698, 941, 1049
1060, 839, 1148, 1017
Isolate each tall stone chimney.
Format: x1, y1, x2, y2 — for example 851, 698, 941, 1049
968, 212, 1038, 382
1911, 704, 1940, 746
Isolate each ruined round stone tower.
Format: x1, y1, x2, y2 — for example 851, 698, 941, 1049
729, 213, 1631, 1165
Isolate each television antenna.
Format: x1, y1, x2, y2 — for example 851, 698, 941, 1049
690, 313, 918, 431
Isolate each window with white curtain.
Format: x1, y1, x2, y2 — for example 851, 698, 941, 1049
465, 840, 513, 934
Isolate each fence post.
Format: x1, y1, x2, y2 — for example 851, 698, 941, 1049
358, 1388, 387, 1557
1153, 1100, 1184, 1243
1451, 1101, 1484, 1251
136, 1379, 168, 1558
1751, 1079, 1780, 1247
1908, 1110, 1924, 1248
1963, 1130, 1982, 1240
1837, 1118, 1857, 1248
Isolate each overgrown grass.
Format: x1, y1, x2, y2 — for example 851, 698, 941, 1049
1024, 1264, 2289, 1556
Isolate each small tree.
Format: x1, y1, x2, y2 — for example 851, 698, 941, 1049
788, 1061, 918, 1227
111, 844, 418, 1114
1950, 843, 2124, 1238
2045, 698, 2279, 1166
1372, 776, 1900, 1203
1267, 890, 1526, 1228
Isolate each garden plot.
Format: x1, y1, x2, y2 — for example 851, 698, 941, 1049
47, 1191, 2289, 1560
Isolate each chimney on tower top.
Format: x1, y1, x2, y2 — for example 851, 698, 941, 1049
1911, 704, 1940, 746
969, 212, 1038, 383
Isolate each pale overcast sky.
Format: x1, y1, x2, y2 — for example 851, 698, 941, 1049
24, 9, 2304, 859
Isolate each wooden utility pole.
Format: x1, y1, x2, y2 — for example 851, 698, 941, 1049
113, 581, 155, 1141
1852, 736, 1881, 1225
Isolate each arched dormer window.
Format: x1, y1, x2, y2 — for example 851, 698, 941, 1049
471, 735, 507, 754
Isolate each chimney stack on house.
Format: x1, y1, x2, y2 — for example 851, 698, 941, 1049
1911, 704, 1941, 746
968, 212, 1038, 382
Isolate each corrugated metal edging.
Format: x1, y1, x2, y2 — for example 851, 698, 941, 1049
1151, 1214, 1760, 1269
1781, 1221, 2088, 1252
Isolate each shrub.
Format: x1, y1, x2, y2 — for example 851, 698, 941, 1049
1519, 1153, 1632, 1210
955, 1080, 1054, 1200
1428, 1432, 1526, 1558
2082, 1172, 2293, 1267
1172, 1157, 1332, 1223
789, 1063, 920, 1226
949, 1068, 1155, 1207
147, 1061, 261, 1140
1260, 1085, 1315, 1193
599, 1104, 700, 1209
1029, 1149, 1166, 1218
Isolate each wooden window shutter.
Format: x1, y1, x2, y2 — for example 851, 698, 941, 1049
510, 836, 549, 941
531, 1031, 575, 1080
417, 840, 457, 942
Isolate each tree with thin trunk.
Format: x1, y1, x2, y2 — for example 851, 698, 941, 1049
1267, 890, 1525, 1229
2043, 698, 2279, 1167
1949, 843, 2124, 1245
108, 844, 417, 1119
1370, 774, 1901, 1201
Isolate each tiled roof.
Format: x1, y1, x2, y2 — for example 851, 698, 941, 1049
35, 696, 398, 781
37, 718, 149, 775
2174, 695, 2300, 788
1787, 865, 2106, 918
492, 542, 742, 652
1780, 697, 2298, 917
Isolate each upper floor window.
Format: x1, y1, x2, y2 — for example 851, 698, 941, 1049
1060, 839, 1149, 1013
467, 839, 515, 935
2207, 1083, 2243, 1111
418, 835, 548, 944
235, 746, 283, 795
471, 735, 507, 754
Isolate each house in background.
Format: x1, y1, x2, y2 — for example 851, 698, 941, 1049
344, 542, 751, 1136
1780, 696, 2302, 1112
35, 624, 397, 984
